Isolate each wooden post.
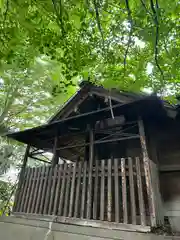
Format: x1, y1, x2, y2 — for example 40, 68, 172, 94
138, 118, 156, 226
114, 158, 120, 223
86, 126, 94, 219
13, 145, 30, 212
52, 137, 59, 167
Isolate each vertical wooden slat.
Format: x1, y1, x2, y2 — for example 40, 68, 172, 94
69, 161, 77, 217
138, 119, 156, 226
86, 127, 94, 219
100, 159, 105, 221
48, 165, 58, 215
114, 158, 119, 223
31, 167, 41, 213
35, 166, 45, 214
43, 166, 53, 215
27, 168, 36, 213
128, 157, 136, 224
63, 164, 72, 216
93, 157, 99, 219
18, 168, 30, 212
136, 157, 146, 226
80, 160, 87, 218
74, 161, 82, 217
53, 164, 63, 215
39, 166, 49, 214
121, 158, 128, 224
107, 158, 112, 221
58, 162, 67, 215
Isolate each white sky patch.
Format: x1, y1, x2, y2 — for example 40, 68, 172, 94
146, 63, 153, 74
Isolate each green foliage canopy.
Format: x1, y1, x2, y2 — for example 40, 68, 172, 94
0, 0, 180, 96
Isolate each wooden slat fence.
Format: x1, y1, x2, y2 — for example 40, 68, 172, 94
14, 157, 153, 226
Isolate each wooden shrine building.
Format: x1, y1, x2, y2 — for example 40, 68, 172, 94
7, 82, 180, 233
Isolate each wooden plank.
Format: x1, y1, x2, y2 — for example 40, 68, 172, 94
39, 166, 49, 214
18, 168, 30, 212
35, 166, 45, 214
31, 167, 41, 213
93, 157, 99, 219
63, 163, 72, 216
86, 127, 94, 219
107, 158, 112, 222
128, 157, 136, 225
43, 166, 53, 215
80, 160, 87, 218
100, 159, 105, 221
138, 119, 156, 226
58, 162, 67, 215
136, 157, 146, 226
74, 161, 82, 217
121, 158, 128, 224
48, 165, 58, 215
53, 164, 63, 215
114, 158, 120, 223
69, 161, 77, 217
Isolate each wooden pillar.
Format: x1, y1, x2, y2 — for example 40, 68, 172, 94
13, 145, 30, 212
138, 118, 156, 226
86, 125, 94, 219
52, 136, 59, 167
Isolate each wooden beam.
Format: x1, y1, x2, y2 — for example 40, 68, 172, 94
57, 135, 139, 151
138, 118, 156, 226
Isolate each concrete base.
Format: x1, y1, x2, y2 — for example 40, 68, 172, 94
0, 216, 179, 240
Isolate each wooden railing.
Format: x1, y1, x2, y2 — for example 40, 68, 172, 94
13, 157, 152, 226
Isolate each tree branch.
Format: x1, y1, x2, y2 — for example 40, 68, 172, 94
52, 0, 65, 35
93, 0, 105, 51
124, 0, 133, 71
150, 0, 164, 88
140, 0, 153, 16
